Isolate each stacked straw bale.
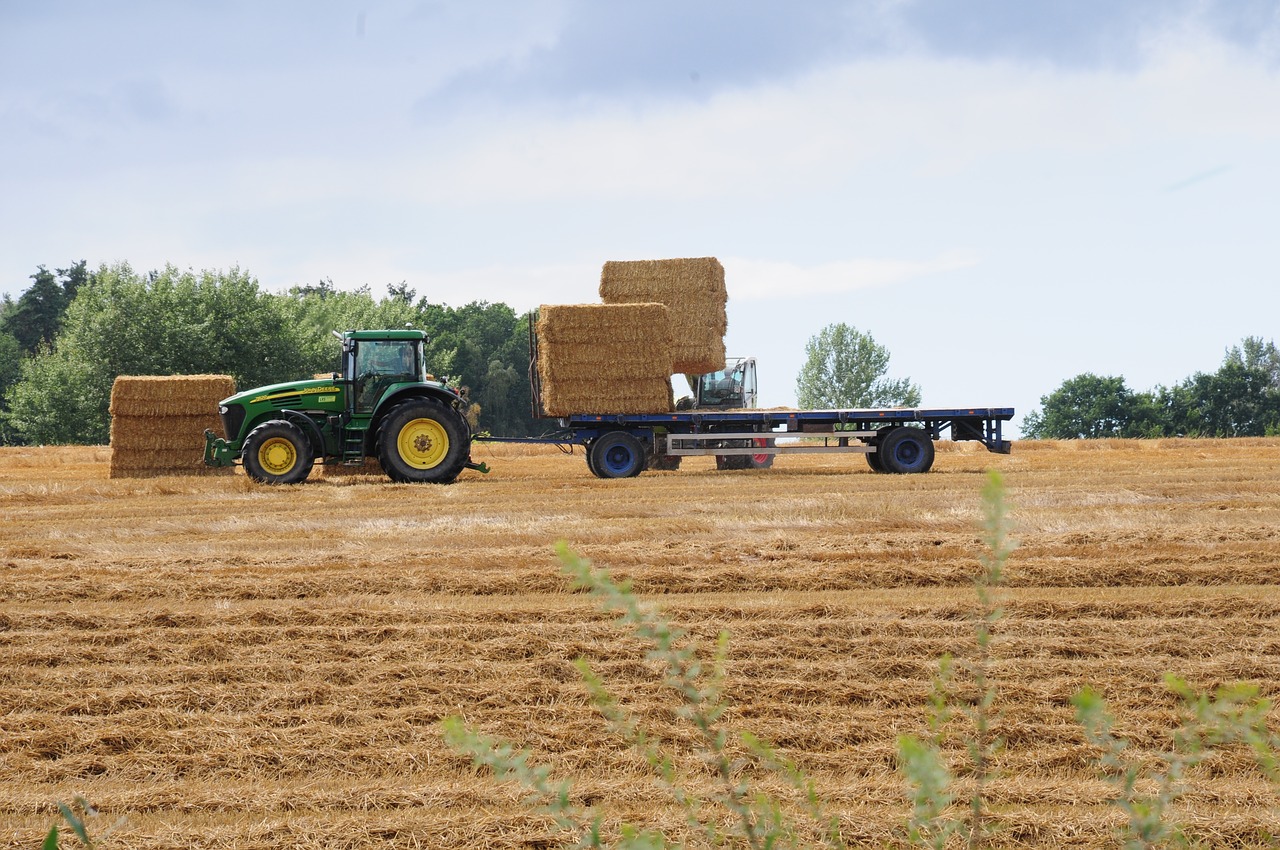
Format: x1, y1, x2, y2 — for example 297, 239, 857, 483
599, 257, 727, 375
536, 303, 673, 416
109, 375, 236, 478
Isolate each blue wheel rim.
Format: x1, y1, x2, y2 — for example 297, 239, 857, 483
602, 443, 636, 475
894, 441, 921, 466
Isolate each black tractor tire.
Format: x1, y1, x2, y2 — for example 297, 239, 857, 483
589, 431, 646, 479
377, 397, 471, 484
715, 453, 751, 470
878, 426, 936, 474
243, 419, 315, 485
648, 449, 683, 471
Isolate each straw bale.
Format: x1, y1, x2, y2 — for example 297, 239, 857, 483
108, 374, 236, 415
599, 257, 727, 374
536, 303, 673, 415
108, 447, 230, 478
108, 375, 236, 477
109, 414, 224, 450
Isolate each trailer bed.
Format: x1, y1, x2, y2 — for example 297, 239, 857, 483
476, 406, 1014, 477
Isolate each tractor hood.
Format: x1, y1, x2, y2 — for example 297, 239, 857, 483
222, 378, 345, 409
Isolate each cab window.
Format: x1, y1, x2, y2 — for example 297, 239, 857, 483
354, 340, 419, 411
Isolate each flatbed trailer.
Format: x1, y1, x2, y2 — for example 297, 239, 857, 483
475, 319, 1014, 477
476, 405, 1015, 478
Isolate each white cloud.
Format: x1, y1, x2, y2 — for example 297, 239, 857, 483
335, 32, 1280, 211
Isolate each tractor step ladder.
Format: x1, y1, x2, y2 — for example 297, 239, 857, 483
339, 428, 365, 464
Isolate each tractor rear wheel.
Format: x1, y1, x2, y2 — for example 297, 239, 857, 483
377, 398, 470, 483
243, 420, 314, 484
878, 426, 935, 474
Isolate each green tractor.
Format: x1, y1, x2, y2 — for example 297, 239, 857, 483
204, 329, 485, 485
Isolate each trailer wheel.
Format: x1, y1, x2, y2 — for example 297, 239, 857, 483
866, 431, 887, 472
878, 426, 935, 474
589, 431, 646, 478
377, 397, 470, 484
243, 419, 315, 484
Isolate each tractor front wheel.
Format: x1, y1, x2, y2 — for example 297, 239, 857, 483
377, 398, 470, 484
243, 420, 315, 484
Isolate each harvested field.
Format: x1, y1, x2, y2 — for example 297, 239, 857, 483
3, 438, 1280, 847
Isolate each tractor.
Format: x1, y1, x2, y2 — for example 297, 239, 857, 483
204, 329, 484, 484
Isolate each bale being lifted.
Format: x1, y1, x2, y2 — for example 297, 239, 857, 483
109, 375, 236, 478
536, 303, 674, 416
599, 257, 727, 375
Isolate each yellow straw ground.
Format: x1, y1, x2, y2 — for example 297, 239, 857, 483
2, 439, 1279, 847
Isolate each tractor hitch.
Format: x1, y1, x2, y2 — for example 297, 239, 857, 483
203, 429, 236, 468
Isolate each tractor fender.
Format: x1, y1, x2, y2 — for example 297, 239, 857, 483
278, 409, 327, 457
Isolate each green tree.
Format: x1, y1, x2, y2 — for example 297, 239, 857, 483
795, 323, 921, 409
274, 283, 418, 376
1021, 373, 1161, 439
1226, 336, 1280, 389
0, 330, 24, 443
1159, 359, 1280, 437
6, 346, 108, 444
2, 265, 76, 353
418, 301, 534, 436
6, 263, 300, 444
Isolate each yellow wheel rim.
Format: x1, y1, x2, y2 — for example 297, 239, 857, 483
397, 417, 449, 469
258, 436, 297, 475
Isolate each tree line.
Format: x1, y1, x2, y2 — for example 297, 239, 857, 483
3, 262, 1275, 444
0, 262, 538, 445
1022, 337, 1280, 439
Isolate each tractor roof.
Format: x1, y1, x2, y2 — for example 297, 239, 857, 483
343, 329, 428, 341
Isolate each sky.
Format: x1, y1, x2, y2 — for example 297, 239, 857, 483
3, 0, 1279, 435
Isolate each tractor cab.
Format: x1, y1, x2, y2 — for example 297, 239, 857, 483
343, 332, 426, 413
679, 357, 758, 410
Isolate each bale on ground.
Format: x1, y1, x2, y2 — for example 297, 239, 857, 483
536, 303, 673, 416
109, 415, 225, 451
599, 257, 727, 374
108, 375, 237, 415
109, 375, 236, 478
